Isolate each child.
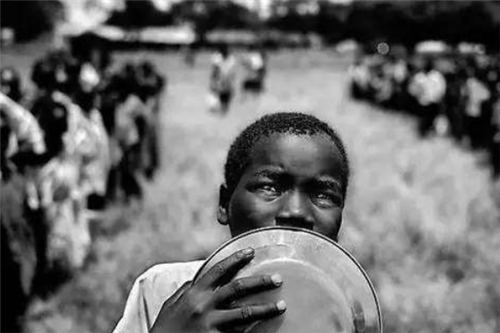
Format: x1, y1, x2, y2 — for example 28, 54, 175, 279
241, 44, 267, 97
113, 112, 350, 333
209, 45, 237, 115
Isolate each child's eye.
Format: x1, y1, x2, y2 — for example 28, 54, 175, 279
258, 184, 278, 193
313, 192, 341, 207
251, 182, 281, 199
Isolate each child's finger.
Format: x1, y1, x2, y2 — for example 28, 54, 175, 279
211, 301, 286, 327
212, 274, 282, 306
195, 248, 255, 289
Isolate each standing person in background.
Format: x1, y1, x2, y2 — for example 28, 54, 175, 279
390, 54, 409, 110
489, 84, 500, 178
72, 62, 110, 212
30, 95, 91, 290
443, 61, 467, 143
136, 61, 165, 180
183, 43, 197, 67
0, 88, 46, 333
209, 44, 237, 115
349, 57, 371, 100
1, 128, 37, 333
0, 67, 23, 103
463, 65, 491, 149
241, 43, 267, 99
113, 64, 148, 203
99, 75, 124, 203
0, 68, 45, 157
29, 57, 92, 289
408, 58, 447, 137
373, 60, 394, 108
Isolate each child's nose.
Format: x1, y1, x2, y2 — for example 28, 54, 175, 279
275, 190, 314, 230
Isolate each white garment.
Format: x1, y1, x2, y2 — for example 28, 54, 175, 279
115, 94, 147, 148
392, 60, 408, 84
349, 64, 370, 90
112, 261, 204, 333
81, 109, 110, 195
37, 156, 90, 271
211, 53, 237, 92
57, 96, 110, 196
464, 77, 490, 117
408, 70, 446, 106
0, 93, 46, 156
243, 52, 264, 81
79, 63, 101, 93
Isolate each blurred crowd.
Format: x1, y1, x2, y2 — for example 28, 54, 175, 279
0, 39, 270, 331
0, 45, 164, 332
208, 44, 268, 114
349, 48, 500, 178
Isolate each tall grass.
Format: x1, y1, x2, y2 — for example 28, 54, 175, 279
2, 48, 498, 333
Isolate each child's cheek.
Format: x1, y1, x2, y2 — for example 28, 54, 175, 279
314, 208, 343, 238
244, 196, 279, 228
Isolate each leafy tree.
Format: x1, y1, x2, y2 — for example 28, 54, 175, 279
343, 1, 499, 51
170, 0, 259, 44
106, 0, 173, 28
267, 0, 320, 33
315, 1, 348, 44
0, 0, 64, 41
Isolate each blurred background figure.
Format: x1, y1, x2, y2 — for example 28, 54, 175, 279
240, 43, 267, 99
350, 44, 500, 179
408, 58, 447, 137
183, 43, 197, 67
491, 91, 500, 177
108, 63, 147, 203
463, 64, 491, 149
1, 91, 45, 333
72, 59, 110, 212
1, 67, 24, 102
208, 44, 237, 115
136, 60, 165, 179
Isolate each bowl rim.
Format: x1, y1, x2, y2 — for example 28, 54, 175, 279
193, 226, 383, 333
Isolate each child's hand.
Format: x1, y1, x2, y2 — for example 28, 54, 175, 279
150, 248, 286, 333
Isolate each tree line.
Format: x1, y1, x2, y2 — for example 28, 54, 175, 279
1, 0, 499, 51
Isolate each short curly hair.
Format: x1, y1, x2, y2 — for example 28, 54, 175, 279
224, 112, 350, 198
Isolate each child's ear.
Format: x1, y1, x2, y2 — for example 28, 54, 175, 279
217, 184, 230, 225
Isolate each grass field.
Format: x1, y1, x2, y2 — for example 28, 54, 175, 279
2, 45, 500, 333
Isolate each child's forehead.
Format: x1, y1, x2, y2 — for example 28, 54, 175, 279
241, 132, 344, 184
249, 132, 340, 162
253, 131, 333, 149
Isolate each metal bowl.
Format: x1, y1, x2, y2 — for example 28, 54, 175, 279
194, 227, 382, 333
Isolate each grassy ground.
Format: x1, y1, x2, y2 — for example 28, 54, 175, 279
2, 47, 500, 333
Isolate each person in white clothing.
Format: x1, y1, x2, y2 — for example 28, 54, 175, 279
209, 45, 237, 114
241, 44, 267, 97
464, 68, 491, 148
408, 59, 447, 136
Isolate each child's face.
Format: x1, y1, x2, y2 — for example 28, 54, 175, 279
219, 133, 345, 241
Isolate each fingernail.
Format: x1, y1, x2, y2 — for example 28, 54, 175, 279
271, 274, 283, 286
276, 300, 286, 312
242, 248, 254, 256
